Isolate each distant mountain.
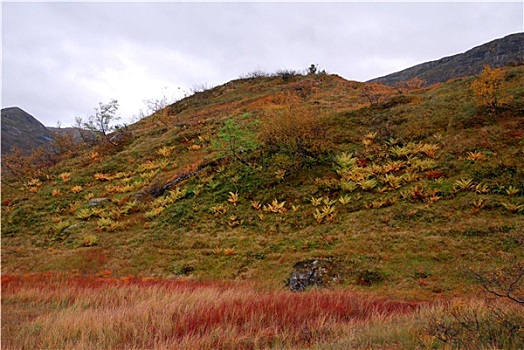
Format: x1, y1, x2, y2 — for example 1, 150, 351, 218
1, 107, 53, 155
369, 32, 524, 86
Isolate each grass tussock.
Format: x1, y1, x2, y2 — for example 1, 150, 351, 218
2, 274, 421, 349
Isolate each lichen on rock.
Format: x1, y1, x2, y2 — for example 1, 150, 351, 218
287, 258, 341, 292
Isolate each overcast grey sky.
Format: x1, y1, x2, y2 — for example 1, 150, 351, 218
2, 1, 523, 126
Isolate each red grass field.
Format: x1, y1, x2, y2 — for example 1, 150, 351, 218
2, 273, 423, 349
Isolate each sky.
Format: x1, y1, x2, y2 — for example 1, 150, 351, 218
2, 1, 523, 127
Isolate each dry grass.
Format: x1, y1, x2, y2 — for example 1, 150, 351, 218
2, 274, 421, 349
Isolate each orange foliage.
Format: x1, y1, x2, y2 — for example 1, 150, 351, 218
360, 82, 395, 106
259, 92, 333, 162
2, 146, 56, 182
395, 77, 426, 93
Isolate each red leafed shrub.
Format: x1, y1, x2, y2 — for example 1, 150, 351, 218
426, 170, 445, 180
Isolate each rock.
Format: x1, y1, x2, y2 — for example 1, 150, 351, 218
109, 132, 126, 145
287, 258, 340, 292
88, 198, 111, 206
62, 223, 83, 234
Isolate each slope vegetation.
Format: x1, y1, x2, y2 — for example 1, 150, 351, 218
2, 67, 523, 301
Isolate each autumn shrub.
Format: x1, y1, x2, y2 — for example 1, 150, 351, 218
395, 77, 426, 93
259, 92, 333, 169
2, 146, 58, 183
471, 65, 512, 114
356, 268, 388, 286
2, 129, 94, 184
48, 127, 88, 157
273, 69, 301, 81
424, 299, 524, 349
473, 262, 524, 305
238, 69, 271, 79
360, 82, 395, 107
141, 93, 175, 128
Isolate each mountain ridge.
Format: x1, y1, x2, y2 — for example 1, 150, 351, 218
1, 107, 54, 154
368, 32, 524, 86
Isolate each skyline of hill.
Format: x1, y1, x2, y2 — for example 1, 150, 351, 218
2, 32, 523, 156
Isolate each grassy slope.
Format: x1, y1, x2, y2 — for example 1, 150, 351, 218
2, 68, 523, 301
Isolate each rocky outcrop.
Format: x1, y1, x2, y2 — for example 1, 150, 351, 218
287, 258, 341, 292
369, 32, 524, 87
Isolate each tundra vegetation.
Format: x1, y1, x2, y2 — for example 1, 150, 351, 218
2, 65, 524, 349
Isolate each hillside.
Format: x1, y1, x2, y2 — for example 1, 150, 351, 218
1, 107, 53, 154
369, 32, 524, 86
2, 65, 524, 303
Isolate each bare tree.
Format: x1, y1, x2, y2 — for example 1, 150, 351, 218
360, 83, 391, 107
143, 94, 172, 127
81, 100, 121, 146
473, 263, 524, 305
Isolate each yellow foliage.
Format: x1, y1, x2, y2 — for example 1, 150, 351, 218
263, 199, 287, 214
70, 185, 83, 193
227, 191, 239, 206
223, 248, 235, 256
89, 151, 100, 162
156, 146, 175, 157
471, 65, 510, 110
466, 151, 485, 162
59, 172, 71, 183
251, 201, 262, 211
93, 173, 111, 181
26, 178, 42, 188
